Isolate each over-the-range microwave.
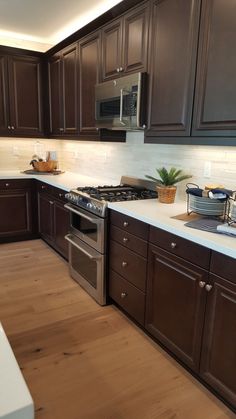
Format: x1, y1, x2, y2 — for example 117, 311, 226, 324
95, 72, 147, 131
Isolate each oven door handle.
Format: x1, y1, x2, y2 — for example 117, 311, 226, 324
65, 234, 101, 260
64, 203, 103, 224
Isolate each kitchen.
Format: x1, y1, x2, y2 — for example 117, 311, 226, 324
0, 0, 236, 418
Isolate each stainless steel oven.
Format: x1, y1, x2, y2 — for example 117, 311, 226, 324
64, 202, 106, 306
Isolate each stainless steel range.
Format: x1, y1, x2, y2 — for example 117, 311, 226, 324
64, 176, 157, 305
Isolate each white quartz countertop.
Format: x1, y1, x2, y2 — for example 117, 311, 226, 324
0, 171, 120, 192
0, 323, 34, 419
1, 171, 236, 259
108, 199, 236, 259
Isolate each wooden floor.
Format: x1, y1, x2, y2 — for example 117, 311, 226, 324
0, 240, 234, 419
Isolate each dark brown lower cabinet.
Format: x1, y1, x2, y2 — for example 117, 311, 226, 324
145, 244, 207, 371
200, 274, 236, 408
38, 182, 69, 260
0, 179, 37, 242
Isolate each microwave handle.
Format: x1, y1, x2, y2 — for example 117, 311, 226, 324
65, 234, 101, 260
119, 88, 126, 126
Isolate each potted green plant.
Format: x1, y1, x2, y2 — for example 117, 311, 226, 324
146, 167, 192, 203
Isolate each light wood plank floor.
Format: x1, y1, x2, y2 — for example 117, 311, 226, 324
0, 239, 234, 419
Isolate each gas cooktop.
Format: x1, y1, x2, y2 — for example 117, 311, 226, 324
65, 176, 157, 217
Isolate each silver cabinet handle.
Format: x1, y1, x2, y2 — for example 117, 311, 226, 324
7, 125, 11, 130
59, 193, 63, 198
122, 261, 127, 268
41, 185, 46, 189
121, 292, 127, 298
142, 124, 146, 129
123, 221, 129, 227
49, 201, 54, 205
170, 242, 177, 249
205, 284, 213, 292
5, 183, 9, 187
123, 237, 128, 243
199, 281, 206, 288
59, 128, 64, 132
119, 67, 124, 72
116, 68, 120, 73
11, 126, 15, 130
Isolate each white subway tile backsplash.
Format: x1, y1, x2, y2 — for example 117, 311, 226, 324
1, 135, 236, 194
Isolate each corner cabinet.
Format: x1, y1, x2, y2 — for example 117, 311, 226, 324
78, 32, 100, 138
192, 0, 236, 137
48, 44, 78, 137
0, 179, 38, 242
146, 0, 201, 138
0, 52, 43, 137
101, 1, 150, 80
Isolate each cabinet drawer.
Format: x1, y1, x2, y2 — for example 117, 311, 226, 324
0, 179, 32, 190
37, 181, 53, 194
109, 270, 145, 326
109, 240, 147, 292
110, 225, 148, 258
110, 210, 148, 240
51, 186, 68, 202
149, 226, 211, 269
211, 251, 236, 284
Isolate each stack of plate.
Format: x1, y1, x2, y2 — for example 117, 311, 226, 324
188, 194, 226, 216
229, 200, 236, 221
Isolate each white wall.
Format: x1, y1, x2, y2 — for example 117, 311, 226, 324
1, 134, 236, 200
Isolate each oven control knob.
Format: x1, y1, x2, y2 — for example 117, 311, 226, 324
87, 203, 93, 209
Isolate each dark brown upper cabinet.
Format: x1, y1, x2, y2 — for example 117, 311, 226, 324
0, 55, 8, 135
101, 1, 150, 80
78, 31, 100, 138
0, 53, 43, 137
192, 0, 236, 137
146, 0, 201, 138
48, 44, 78, 137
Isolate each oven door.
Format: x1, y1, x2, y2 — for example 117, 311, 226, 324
64, 203, 105, 253
65, 234, 106, 305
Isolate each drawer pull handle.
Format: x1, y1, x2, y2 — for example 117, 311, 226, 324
123, 221, 129, 227
49, 201, 54, 205
170, 242, 177, 249
59, 193, 63, 198
199, 281, 206, 288
205, 284, 213, 292
123, 237, 128, 243
41, 185, 46, 189
122, 261, 127, 268
5, 183, 9, 187
121, 292, 127, 299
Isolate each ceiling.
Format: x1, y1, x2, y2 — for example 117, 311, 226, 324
0, 0, 123, 52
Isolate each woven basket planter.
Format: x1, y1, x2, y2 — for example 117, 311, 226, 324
156, 186, 177, 204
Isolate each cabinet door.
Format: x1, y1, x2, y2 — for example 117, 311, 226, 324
8, 55, 43, 136
79, 32, 100, 137
48, 54, 62, 135
38, 193, 54, 243
200, 274, 236, 408
0, 189, 32, 239
101, 18, 123, 80
146, 0, 200, 137
145, 245, 207, 371
0, 55, 9, 135
192, 0, 236, 136
61, 45, 78, 135
123, 2, 149, 74
54, 200, 69, 260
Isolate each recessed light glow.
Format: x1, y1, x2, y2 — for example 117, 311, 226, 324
50, 0, 124, 44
